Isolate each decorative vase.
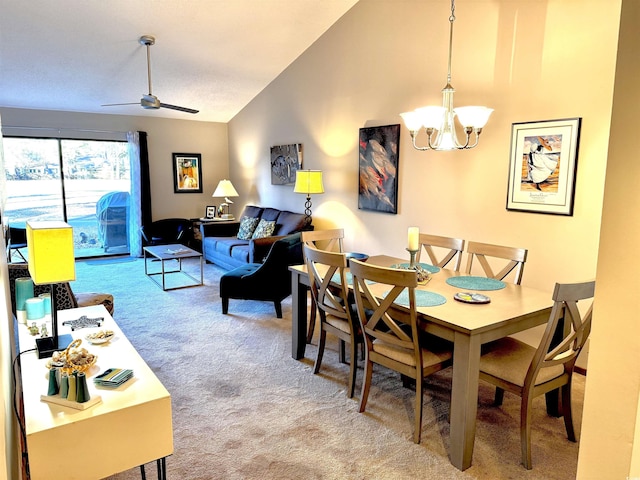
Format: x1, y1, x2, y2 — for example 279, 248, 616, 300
47, 367, 59, 396
15, 277, 34, 311
67, 373, 77, 402
25, 297, 45, 320
76, 372, 90, 403
59, 372, 69, 399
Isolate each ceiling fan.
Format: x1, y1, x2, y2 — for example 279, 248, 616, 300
102, 35, 199, 114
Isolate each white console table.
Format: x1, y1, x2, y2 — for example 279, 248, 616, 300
17, 305, 173, 479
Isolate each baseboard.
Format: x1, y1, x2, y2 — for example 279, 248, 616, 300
575, 366, 587, 376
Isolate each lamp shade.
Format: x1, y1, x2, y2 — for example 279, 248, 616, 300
26, 221, 76, 285
212, 179, 239, 198
293, 170, 324, 195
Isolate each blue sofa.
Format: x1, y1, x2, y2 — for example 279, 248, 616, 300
200, 205, 311, 270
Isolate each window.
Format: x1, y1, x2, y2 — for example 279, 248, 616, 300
3, 137, 131, 258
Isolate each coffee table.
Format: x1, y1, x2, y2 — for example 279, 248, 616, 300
143, 243, 203, 290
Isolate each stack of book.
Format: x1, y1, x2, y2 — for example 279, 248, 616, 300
93, 368, 133, 388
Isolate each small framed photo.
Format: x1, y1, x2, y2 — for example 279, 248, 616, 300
205, 206, 217, 219
506, 118, 581, 216
173, 153, 203, 193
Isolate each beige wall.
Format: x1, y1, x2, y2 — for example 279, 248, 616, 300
578, 0, 640, 477
229, 0, 615, 294
228, 0, 632, 476
0, 107, 228, 221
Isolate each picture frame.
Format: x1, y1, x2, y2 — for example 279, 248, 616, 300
270, 144, 302, 185
358, 124, 400, 214
172, 153, 203, 193
506, 118, 581, 216
205, 206, 217, 219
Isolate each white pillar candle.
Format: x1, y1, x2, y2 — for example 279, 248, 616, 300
408, 227, 419, 251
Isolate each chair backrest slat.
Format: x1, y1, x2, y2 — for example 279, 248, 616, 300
416, 233, 465, 271
526, 280, 595, 386
350, 260, 419, 357
465, 240, 528, 284
302, 229, 344, 253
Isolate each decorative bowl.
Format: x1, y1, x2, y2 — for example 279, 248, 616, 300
345, 252, 369, 266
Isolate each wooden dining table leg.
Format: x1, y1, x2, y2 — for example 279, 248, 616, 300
449, 332, 482, 471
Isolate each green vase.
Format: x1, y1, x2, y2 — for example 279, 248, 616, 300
47, 367, 59, 396
59, 372, 69, 399
76, 372, 90, 403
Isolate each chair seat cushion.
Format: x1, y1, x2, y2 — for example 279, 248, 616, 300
372, 338, 452, 368
480, 337, 564, 387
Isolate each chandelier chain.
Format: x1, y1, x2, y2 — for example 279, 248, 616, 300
447, 0, 456, 85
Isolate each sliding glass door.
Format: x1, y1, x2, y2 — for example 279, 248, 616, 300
2, 136, 130, 259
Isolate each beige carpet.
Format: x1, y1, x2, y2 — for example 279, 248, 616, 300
68, 257, 583, 480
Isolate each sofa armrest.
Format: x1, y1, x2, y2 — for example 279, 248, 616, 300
249, 235, 290, 263
200, 221, 241, 238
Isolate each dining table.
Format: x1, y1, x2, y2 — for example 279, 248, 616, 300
289, 254, 554, 471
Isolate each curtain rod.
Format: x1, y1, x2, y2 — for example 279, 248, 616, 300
1, 125, 128, 135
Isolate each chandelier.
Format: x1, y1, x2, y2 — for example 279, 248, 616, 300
400, 0, 493, 151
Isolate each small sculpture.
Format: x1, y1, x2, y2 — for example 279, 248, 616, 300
28, 322, 39, 336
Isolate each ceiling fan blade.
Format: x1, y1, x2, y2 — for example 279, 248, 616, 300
102, 102, 140, 107
159, 103, 199, 114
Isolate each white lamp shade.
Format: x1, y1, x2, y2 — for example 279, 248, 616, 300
26, 221, 76, 285
212, 179, 239, 198
415, 106, 447, 129
294, 170, 324, 194
454, 106, 494, 128
399, 111, 423, 132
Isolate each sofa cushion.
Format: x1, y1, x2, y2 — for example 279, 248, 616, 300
237, 216, 260, 240
215, 238, 249, 256
260, 208, 281, 222
251, 219, 276, 239
274, 210, 307, 235
241, 205, 264, 219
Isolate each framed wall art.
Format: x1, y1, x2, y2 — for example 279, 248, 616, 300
506, 118, 581, 216
270, 144, 302, 185
358, 124, 400, 214
173, 153, 203, 193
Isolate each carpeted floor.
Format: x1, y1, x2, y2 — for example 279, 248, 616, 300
69, 257, 583, 480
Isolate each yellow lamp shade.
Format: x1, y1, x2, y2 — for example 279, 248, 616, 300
26, 221, 76, 285
293, 170, 324, 195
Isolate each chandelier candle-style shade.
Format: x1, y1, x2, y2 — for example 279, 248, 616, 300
212, 179, 239, 220
294, 170, 324, 225
27, 221, 76, 358
400, 0, 493, 151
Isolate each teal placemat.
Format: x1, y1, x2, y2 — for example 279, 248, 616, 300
331, 271, 353, 285
331, 272, 375, 285
390, 263, 440, 274
446, 276, 506, 291
387, 289, 447, 307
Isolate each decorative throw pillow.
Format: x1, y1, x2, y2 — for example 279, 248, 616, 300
237, 216, 260, 240
251, 219, 276, 239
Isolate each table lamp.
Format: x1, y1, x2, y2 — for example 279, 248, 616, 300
294, 170, 324, 225
26, 221, 76, 359
212, 179, 239, 220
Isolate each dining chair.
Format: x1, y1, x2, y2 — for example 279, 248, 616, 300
303, 244, 362, 398
302, 229, 345, 343
6, 225, 28, 263
349, 259, 453, 443
416, 233, 465, 271
478, 280, 595, 469
465, 240, 528, 284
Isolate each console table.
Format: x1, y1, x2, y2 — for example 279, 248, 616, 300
17, 305, 173, 479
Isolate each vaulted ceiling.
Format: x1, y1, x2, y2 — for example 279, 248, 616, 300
0, 0, 359, 122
